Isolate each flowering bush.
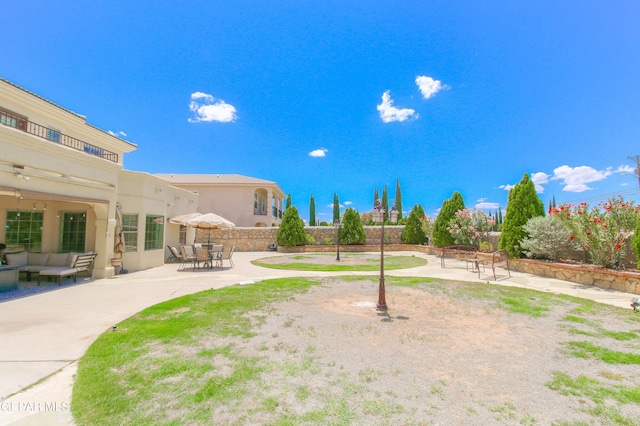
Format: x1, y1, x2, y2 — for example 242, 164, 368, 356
551, 196, 639, 268
447, 209, 494, 247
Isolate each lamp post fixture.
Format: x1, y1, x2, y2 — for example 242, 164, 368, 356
334, 218, 342, 261
371, 200, 398, 311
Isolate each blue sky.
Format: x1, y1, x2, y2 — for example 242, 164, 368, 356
2, 1, 639, 222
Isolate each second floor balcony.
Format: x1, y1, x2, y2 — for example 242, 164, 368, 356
1, 107, 119, 163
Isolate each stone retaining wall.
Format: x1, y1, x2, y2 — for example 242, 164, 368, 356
509, 258, 640, 295
195, 226, 405, 252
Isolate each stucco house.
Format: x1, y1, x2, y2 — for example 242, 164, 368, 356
0, 78, 198, 277
156, 174, 286, 227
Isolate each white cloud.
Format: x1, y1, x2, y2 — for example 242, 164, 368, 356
551, 165, 612, 192
119, 131, 127, 137
344, 201, 352, 206
415, 76, 448, 99
309, 148, 328, 157
499, 184, 515, 191
377, 91, 418, 123
531, 172, 551, 193
475, 202, 500, 210
616, 164, 635, 174
188, 92, 237, 123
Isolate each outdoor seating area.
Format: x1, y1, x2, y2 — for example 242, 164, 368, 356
172, 244, 235, 271
439, 245, 510, 280
4, 251, 97, 285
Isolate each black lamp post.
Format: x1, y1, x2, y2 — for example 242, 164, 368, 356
371, 200, 398, 310
334, 218, 341, 261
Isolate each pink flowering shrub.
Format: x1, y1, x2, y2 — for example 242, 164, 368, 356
447, 209, 494, 248
551, 196, 638, 268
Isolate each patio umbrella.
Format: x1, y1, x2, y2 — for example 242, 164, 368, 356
168, 212, 202, 225
185, 212, 236, 245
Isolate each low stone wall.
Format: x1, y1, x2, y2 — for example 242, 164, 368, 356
509, 258, 640, 295
195, 226, 405, 252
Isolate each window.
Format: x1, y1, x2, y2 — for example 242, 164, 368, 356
254, 191, 267, 215
60, 212, 87, 252
5, 211, 43, 252
46, 128, 61, 143
144, 215, 164, 250
122, 214, 138, 252
0, 107, 27, 131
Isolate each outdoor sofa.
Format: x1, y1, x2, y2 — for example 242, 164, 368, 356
4, 251, 97, 284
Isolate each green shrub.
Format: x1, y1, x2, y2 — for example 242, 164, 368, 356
520, 215, 579, 260
401, 205, 426, 244
305, 233, 315, 245
276, 206, 307, 247
479, 241, 494, 253
340, 208, 366, 245
323, 237, 334, 245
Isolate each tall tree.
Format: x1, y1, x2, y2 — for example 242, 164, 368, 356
285, 194, 292, 210
309, 195, 316, 226
382, 185, 389, 223
333, 193, 340, 223
395, 178, 403, 220
498, 173, 545, 258
373, 187, 379, 207
432, 191, 465, 246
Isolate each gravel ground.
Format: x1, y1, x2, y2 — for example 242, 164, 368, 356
213, 277, 640, 425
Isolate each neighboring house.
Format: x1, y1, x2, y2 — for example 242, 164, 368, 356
0, 78, 198, 277
156, 174, 286, 227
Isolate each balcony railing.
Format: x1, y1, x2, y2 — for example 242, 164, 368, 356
0, 108, 119, 163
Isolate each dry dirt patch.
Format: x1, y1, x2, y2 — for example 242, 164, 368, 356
206, 278, 640, 424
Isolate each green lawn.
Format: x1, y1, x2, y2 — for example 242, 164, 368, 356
251, 253, 427, 271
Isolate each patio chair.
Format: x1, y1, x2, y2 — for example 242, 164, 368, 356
194, 247, 210, 270
209, 244, 224, 268
166, 245, 181, 263
179, 245, 196, 270
220, 245, 235, 269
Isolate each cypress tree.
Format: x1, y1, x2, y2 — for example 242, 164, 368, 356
382, 185, 389, 223
432, 192, 465, 246
395, 178, 403, 220
333, 193, 340, 223
498, 173, 545, 258
309, 195, 316, 226
285, 194, 292, 210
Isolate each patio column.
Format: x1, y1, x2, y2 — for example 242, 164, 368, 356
93, 217, 116, 278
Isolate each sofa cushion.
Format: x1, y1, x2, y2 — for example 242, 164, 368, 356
47, 253, 71, 267
28, 253, 50, 266
5, 252, 28, 266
